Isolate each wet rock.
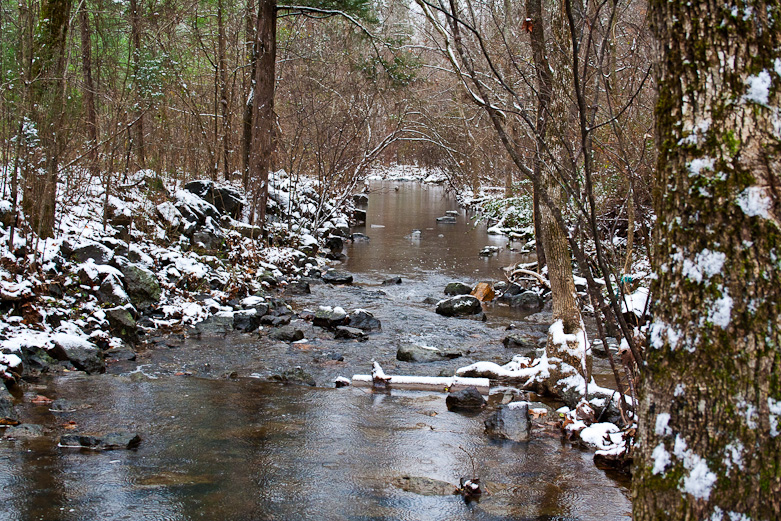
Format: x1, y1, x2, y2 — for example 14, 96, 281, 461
260, 314, 292, 327
322, 270, 353, 285
591, 337, 619, 359
0, 386, 17, 423
503, 333, 538, 354
524, 311, 554, 324
446, 387, 486, 411
115, 258, 161, 310
334, 376, 351, 388
194, 313, 234, 336
479, 246, 500, 256
3, 424, 45, 439
444, 282, 472, 296
105, 306, 137, 340
436, 215, 457, 223
347, 309, 381, 331
233, 309, 261, 332
51, 334, 105, 374
497, 283, 524, 302
334, 326, 367, 341
436, 295, 482, 317
59, 432, 141, 450
69, 240, 114, 264
192, 228, 224, 250
393, 476, 455, 496
471, 282, 495, 302
353, 209, 367, 224
313, 306, 348, 329
104, 346, 136, 362
350, 232, 370, 242
382, 276, 403, 285
271, 367, 316, 386
353, 193, 369, 205
325, 235, 344, 252
397, 343, 462, 363
509, 291, 543, 310
286, 280, 311, 295
269, 325, 305, 342
422, 296, 440, 305
484, 403, 531, 442
314, 351, 344, 363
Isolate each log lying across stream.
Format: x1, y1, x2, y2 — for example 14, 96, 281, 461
351, 374, 490, 393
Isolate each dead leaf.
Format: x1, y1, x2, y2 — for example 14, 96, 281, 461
62, 421, 78, 430
0, 418, 21, 426
31, 395, 53, 405
522, 18, 533, 33
530, 408, 547, 419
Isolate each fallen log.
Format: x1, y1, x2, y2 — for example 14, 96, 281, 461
352, 374, 490, 393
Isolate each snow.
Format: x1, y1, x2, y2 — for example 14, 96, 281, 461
241, 296, 265, 307
651, 443, 671, 474
768, 397, 781, 437
688, 157, 715, 177
723, 441, 745, 471
51, 332, 96, 351
743, 70, 772, 105
672, 434, 718, 500
682, 249, 726, 283
621, 287, 649, 317
709, 289, 733, 328
736, 186, 773, 219
457, 353, 551, 387
548, 319, 589, 361
655, 412, 672, 436
579, 422, 621, 450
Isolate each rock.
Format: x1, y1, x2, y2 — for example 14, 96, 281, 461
70, 240, 114, 264
271, 367, 315, 386
436, 295, 483, 317
0, 200, 15, 227
353, 193, 369, 205
471, 282, 495, 302
392, 476, 455, 496
334, 326, 367, 341
350, 233, 370, 242
115, 258, 161, 310
156, 201, 183, 230
192, 228, 224, 250
0, 386, 17, 423
104, 346, 136, 362
221, 216, 262, 239
184, 180, 244, 219
382, 276, 403, 286
51, 334, 105, 374
334, 376, 351, 388
286, 280, 311, 295
269, 325, 305, 342
446, 387, 486, 411
313, 306, 348, 329
479, 246, 500, 256
484, 403, 531, 442
509, 291, 543, 310
444, 282, 472, 296
59, 432, 141, 450
497, 283, 524, 302
353, 209, 367, 224
3, 424, 45, 439
436, 215, 457, 223
106, 306, 137, 340
233, 310, 261, 332
322, 270, 353, 285
315, 351, 344, 363
194, 313, 234, 336
502, 333, 539, 353
397, 343, 461, 363
97, 273, 130, 306
347, 309, 381, 331
325, 236, 344, 252
524, 311, 554, 324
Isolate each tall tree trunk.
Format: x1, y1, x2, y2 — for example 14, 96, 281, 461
247, 0, 276, 225
24, 0, 73, 238
79, 5, 99, 177
634, 1, 781, 519
218, 0, 230, 180
129, 0, 145, 169
242, 0, 257, 188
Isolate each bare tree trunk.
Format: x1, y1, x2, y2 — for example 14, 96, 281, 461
242, 0, 257, 188
247, 0, 276, 226
79, 4, 98, 177
634, 0, 781, 518
129, 0, 145, 169
217, 0, 230, 179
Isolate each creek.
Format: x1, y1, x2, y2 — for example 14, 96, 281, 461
0, 180, 631, 520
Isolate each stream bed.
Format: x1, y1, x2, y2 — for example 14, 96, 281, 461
0, 181, 631, 520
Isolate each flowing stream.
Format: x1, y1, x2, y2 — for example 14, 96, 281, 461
0, 180, 631, 520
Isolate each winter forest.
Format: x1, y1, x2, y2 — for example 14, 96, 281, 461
0, 0, 778, 518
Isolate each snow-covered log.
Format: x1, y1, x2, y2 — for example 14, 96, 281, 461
351, 374, 489, 393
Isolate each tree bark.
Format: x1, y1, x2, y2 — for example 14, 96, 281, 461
242, 0, 257, 188
247, 0, 276, 226
129, 0, 145, 169
634, 1, 781, 519
79, 5, 99, 177
24, 0, 73, 238
217, 0, 231, 179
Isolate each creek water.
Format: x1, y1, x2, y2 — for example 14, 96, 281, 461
0, 180, 631, 520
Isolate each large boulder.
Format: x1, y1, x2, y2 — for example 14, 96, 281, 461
97, 273, 130, 306
233, 309, 261, 332
334, 326, 367, 341
115, 258, 161, 310
269, 325, 305, 342
67, 240, 114, 264
484, 403, 531, 442
445, 387, 486, 411
194, 312, 234, 336
444, 282, 472, 296
503, 333, 538, 354
59, 432, 141, 450
105, 306, 137, 340
322, 270, 353, 285
184, 180, 244, 219
51, 333, 105, 374
156, 201, 183, 230
347, 309, 381, 331
508, 291, 543, 310
313, 306, 348, 329
436, 295, 482, 317
0, 386, 17, 424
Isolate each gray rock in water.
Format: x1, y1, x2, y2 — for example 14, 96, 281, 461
269, 325, 305, 342
524, 311, 554, 324
325, 235, 344, 252
484, 403, 531, 442
444, 282, 472, 296
59, 432, 141, 450
194, 313, 234, 336
397, 343, 462, 363
233, 310, 261, 332
353, 193, 369, 205
446, 387, 486, 411
382, 276, 403, 286
322, 270, 353, 285
497, 283, 524, 301
53, 338, 104, 374
436, 215, 457, 223
313, 307, 348, 329
392, 476, 455, 496
350, 233, 370, 242
271, 367, 316, 386
436, 295, 482, 317
0, 386, 17, 423
503, 333, 538, 353
105, 306, 137, 340
334, 326, 367, 341
115, 257, 161, 310
509, 291, 543, 310
348, 310, 381, 331
3, 424, 45, 439
286, 280, 311, 295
